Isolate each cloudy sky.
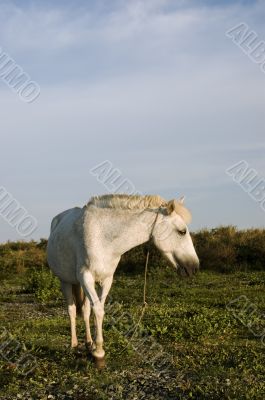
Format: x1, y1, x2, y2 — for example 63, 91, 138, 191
0, 0, 264, 242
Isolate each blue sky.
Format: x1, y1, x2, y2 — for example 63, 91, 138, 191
0, 0, 264, 242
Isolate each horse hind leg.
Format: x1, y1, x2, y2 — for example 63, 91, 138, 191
72, 284, 92, 348
61, 281, 78, 348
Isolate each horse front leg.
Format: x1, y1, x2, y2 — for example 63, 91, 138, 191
100, 275, 113, 306
78, 270, 106, 368
82, 297, 93, 351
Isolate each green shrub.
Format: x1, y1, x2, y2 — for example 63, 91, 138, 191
25, 268, 62, 304
0, 227, 265, 280
0, 240, 47, 278
193, 226, 265, 272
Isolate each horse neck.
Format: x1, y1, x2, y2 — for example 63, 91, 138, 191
86, 207, 157, 255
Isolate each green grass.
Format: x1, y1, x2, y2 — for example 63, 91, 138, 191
0, 265, 265, 399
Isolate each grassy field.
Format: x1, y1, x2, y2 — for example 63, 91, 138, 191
0, 260, 265, 399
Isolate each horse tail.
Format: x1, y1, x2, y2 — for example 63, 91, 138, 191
72, 284, 85, 316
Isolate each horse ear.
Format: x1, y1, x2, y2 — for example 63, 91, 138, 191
178, 196, 185, 204
168, 197, 192, 223
167, 199, 177, 214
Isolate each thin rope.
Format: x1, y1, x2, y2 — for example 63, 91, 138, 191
143, 250, 149, 306
128, 209, 160, 340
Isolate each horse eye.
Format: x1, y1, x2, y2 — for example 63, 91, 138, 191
178, 229, 187, 236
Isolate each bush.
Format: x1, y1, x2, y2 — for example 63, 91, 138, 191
0, 227, 264, 282
193, 226, 265, 272
0, 240, 47, 278
25, 268, 62, 304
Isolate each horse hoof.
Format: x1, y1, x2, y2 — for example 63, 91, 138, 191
94, 356, 106, 370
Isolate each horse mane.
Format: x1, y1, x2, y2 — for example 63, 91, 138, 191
87, 194, 192, 224
87, 194, 167, 210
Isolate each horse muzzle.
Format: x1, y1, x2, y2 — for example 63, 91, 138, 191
174, 254, 200, 277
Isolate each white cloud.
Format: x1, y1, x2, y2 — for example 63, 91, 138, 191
0, 0, 264, 241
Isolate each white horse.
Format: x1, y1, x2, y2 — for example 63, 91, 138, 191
47, 194, 199, 368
